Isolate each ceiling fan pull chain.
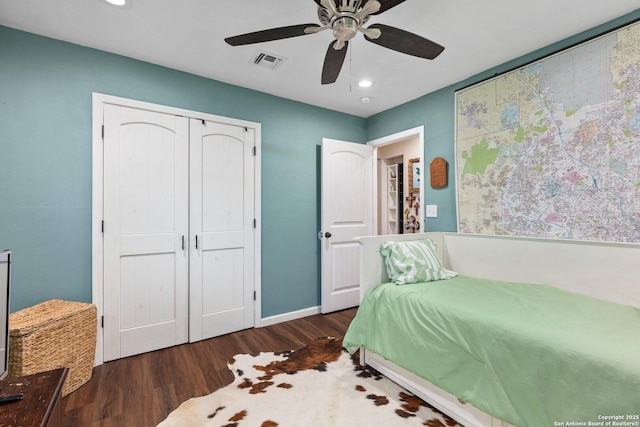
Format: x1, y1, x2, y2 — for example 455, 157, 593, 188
349, 40, 353, 92
349, 41, 353, 92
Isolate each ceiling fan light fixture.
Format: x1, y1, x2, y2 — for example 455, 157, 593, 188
332, 17, 359, 42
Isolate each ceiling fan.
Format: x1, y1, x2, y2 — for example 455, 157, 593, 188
224, 0, 445, 85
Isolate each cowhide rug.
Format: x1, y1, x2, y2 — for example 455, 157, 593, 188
158, 337, 461, 427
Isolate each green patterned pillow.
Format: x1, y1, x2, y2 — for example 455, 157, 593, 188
380, 239, 456, 284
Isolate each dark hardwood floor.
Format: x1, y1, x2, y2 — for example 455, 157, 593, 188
61, 308, 357, 427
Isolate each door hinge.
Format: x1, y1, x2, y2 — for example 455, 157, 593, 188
101, 125, 104, 140
253, 146, 257, 156
101, 315, 104, 328
253, 291, 256, 301
201, 119, 206, 126
101, 220, 104, 233
253, 218, 257, 229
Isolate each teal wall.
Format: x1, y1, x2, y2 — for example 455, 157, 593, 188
367, 9, 640, 233
2, 8, 639, 316
0, 26, 366, 315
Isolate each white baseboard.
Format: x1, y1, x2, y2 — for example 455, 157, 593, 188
258, 306, 320, 327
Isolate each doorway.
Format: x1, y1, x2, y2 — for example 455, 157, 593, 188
318, 127, 423, 315
369, 126, 424, 236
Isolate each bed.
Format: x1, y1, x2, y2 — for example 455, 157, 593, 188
343, 232, 640, 427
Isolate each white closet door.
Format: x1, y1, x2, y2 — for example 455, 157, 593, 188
189, 119, 255, 342
103, 104, 189, 361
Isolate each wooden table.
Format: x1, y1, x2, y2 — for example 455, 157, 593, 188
0, 368, 68, 427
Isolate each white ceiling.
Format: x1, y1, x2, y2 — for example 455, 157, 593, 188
1, 0, 639, 117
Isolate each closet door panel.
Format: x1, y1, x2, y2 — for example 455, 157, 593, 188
103, 104, 189, 361
202, 132, 245, 232
201, 248, 245, 337
190, 120, 255, 342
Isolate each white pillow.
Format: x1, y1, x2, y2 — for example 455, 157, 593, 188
380, 239, 458, 285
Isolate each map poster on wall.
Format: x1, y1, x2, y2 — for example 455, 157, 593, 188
455, 20, 640, 243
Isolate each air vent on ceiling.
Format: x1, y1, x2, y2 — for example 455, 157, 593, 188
251, 50, 286, 71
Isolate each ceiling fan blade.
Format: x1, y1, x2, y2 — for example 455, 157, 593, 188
369, 0, 406, 14
319, 0, 340, 16
225, 24, 321, 46
364, 24, 444, 59
313, 0, 332, 7
355, 0, 381, 19
321, 41, 349, 85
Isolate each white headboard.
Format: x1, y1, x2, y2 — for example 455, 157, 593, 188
355, 232, 640, 308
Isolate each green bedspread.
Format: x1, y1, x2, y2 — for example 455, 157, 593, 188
343, 275, 640, 426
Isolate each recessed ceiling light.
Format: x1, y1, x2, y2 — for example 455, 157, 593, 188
358, 80, 373, 88
360, 97, 372, 103
101, 0, 131, 8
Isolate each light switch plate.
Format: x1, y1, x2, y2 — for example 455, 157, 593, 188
426, 205, 438, 218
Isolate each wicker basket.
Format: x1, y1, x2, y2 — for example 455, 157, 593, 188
8, 299, 97, 396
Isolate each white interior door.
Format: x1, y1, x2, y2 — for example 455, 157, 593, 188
189, 119, 255, 342
321, 138, 373, 313
103, 104, 189, 361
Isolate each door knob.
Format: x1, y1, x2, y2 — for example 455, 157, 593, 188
317, 231, 332, 240
325, 232, 332, 238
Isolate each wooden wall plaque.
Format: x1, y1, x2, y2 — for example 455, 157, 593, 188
430, 157, 447, 188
